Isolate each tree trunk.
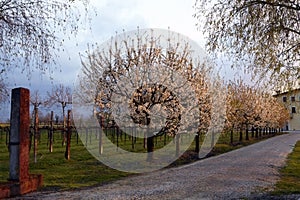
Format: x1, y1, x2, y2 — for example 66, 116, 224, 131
131, 128, 135, 149
116, 126, 119, 149
230, 129, 233, 144
245, 125, 249, 141
239, 128, 243, 142
255, 128, 258, 138
99, 127, 103, 155
195, 133, 200, 153
175, 134, 180, 157
259, 128, 262, 137
144, 132, 147, 149
146, 129, 154, 162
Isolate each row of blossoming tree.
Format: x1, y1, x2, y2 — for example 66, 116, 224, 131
225, 79, 289, 144
73, 29, 289, 162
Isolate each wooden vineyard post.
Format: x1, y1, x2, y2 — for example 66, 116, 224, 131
33, 104, 39, 163
85, 127, 88, 147
116, 127, 119, 149
49, 111, 54, 152
76, 127, 79, 145
62, 103, 66, 146
131, 127, 135, 150
65, 110, 72, 160
89, 128, 92, 145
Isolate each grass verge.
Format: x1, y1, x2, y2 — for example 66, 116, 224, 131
272, 140, 300, 195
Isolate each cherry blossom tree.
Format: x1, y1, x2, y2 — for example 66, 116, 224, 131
75, 29, 218, 162
0, 0, 91, 75
194, 0, 300, 87
225, 79, 289, 143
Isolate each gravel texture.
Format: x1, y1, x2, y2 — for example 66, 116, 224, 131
17, 132, 300, 200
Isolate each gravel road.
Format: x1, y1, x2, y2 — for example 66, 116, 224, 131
19, 132, 300, 200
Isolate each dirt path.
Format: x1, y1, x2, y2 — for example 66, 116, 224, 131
21, 132, 300, 200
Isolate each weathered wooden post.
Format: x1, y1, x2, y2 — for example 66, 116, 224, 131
0, 88, 43, 197
33, 103, 39, 163
85, 127, 88, 147
49, 111, 54, 152
65, 110, 71, 160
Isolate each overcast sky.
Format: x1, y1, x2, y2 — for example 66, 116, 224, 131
1, 0, 245, 121
6, 0, 205, 90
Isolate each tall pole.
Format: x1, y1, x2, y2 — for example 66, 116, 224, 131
49, 111, 54, 152
33, 103, 39, 163
65, 110, 72, 160
9, 88, 30, 181
62, 102, 66, 146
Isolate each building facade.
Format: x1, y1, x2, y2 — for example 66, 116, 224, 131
274, 88, 300, 130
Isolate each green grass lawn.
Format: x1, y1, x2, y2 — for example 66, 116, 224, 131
273, 140, 300, 195
0, 129, 130, 190
0, 127, 286, 191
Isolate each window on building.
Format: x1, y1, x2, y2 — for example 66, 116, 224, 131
292, 106, 296, 113
291, 96, 295, 102
283, 96, 287, 102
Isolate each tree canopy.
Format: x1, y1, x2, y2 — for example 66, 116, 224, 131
0, 0, 89, 76
225, 79, 288, 134
76, 29, 211, 138
194, 0, 300, 87
73, 29, 227, 167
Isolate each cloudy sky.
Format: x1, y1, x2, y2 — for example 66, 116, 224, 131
7, 0, 206, 90
1, 0, 243, 121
